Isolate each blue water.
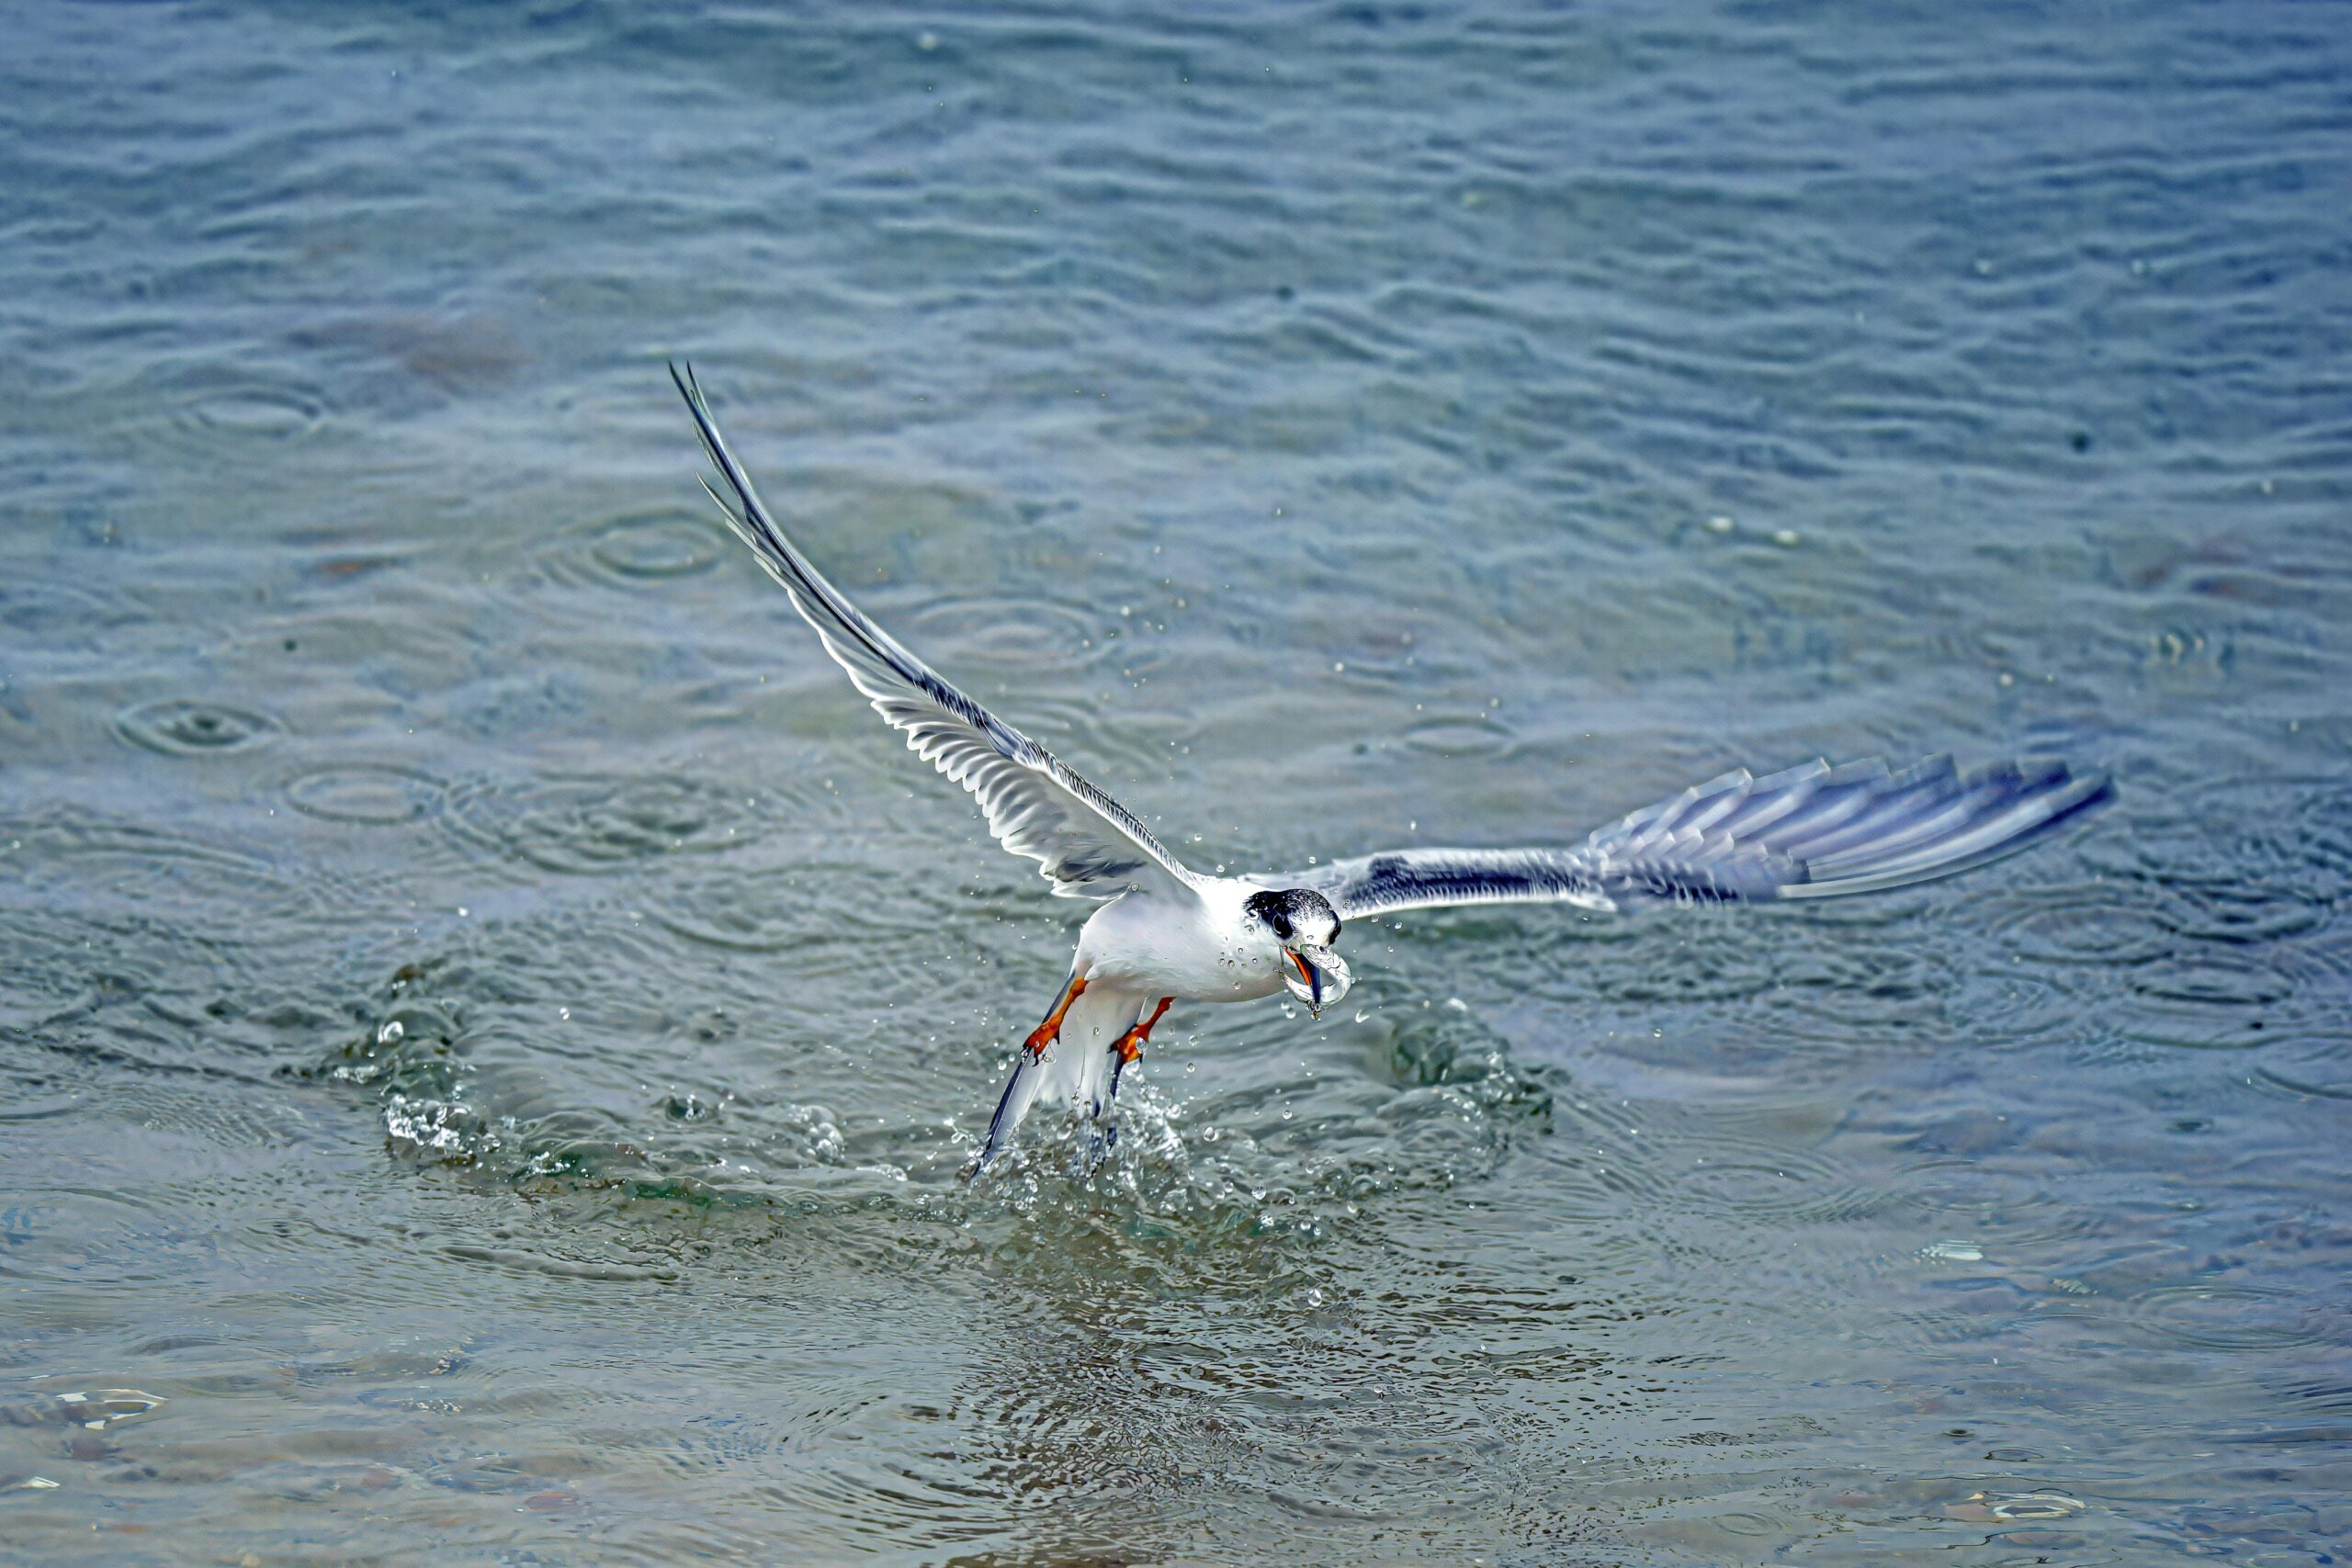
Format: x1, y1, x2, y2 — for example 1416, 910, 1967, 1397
3, 3, 2349, 1562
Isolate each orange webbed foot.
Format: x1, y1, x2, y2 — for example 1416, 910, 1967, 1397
1109, 997, 1173, 1069
1023, 975, 1088, 1059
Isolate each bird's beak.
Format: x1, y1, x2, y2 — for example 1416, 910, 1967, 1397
1284, 946, 1352, 1020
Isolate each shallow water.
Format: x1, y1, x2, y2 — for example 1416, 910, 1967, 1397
4, 3, 2350, 1562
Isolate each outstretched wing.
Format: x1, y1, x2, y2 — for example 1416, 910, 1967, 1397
673, 364, 1196, 901
1288, 755, 2110, 919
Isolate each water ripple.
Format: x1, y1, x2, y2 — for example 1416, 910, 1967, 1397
439, 773, 773, 876
284, 762, 446, 825
135, 361, 330, 461
1983, 881, 2174, 966
2123, 1282, 2337, 1354
114, 698, 282, 756
1400, 712, 1518, 759
900, 591, 1108, 671
1662, 1133, 1873, 1224
0, 807, 389, 943
7, 2, 2351, 1559
539, 508, 735, 590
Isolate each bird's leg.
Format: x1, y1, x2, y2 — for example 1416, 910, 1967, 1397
1108, 997, 1173, 1100
1022, 972, 1088, 1059
1113, 997, 1173, 1066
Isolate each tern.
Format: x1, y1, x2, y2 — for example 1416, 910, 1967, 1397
670, 366, 2112, 1176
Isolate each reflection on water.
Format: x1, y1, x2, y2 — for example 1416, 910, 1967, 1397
6, 1, 2351, 1562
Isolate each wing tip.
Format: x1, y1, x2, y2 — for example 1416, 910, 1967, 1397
668, 357, 707, 419
1781, 755, 2114, 899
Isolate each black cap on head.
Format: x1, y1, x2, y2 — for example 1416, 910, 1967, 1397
1246, 887, 1340, 944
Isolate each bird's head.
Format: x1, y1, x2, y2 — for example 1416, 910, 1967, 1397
1246, 887, 1352, 1019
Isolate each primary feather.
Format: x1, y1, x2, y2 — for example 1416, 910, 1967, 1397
1289, 755, 2111, 918
673, 363, 1195, 901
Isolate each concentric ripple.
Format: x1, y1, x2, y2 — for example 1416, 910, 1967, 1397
1983, 882, 2175, 967
2120, 950, 2323, 1054
0, 807, 386, 943
1400, 713, 1517, 759
640, 859, 930, 959
1664, 1132, 1873, 1224
284, 763, 446, 826
115, 698, 282, 756
135, 362, 331, 463
542, 509, 734, 589
2176, 776, 2352, 888
901, 592, 1105, 669
439, 773, 771, 875
2123, 1282, 2336, 1353
2252, 1027, 2352, 1100
1883, 1157, 2096, 1249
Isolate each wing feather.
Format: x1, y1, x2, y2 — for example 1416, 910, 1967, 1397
672, 364, 1195, 900
1289, 755, 2109, 918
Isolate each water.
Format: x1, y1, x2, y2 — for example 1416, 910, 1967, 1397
4, 2, 2349, 1562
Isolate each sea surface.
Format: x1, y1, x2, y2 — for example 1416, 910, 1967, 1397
4, 3, 2349, 1563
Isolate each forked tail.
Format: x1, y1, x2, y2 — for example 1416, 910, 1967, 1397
967, 981, 1147, 1177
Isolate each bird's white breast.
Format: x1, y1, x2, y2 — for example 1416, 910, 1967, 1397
1074, 880, 1289, 1003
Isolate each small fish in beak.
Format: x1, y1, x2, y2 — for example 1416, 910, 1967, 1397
1283, 944, 1352, 1019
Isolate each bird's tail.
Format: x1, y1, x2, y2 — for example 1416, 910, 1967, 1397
967, 983, 1143, 1177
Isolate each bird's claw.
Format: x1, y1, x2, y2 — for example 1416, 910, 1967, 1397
1023, 975, 1089, 1058
1105, 998, 1172, 1102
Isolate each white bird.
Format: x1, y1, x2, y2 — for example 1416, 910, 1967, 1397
671, 366, 2112, 1176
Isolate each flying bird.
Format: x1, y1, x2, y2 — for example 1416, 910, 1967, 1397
669, 366, 2111, 1175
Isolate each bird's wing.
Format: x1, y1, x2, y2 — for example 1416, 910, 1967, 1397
1287, 756, 2110, 919
673, 364, 1197, 901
